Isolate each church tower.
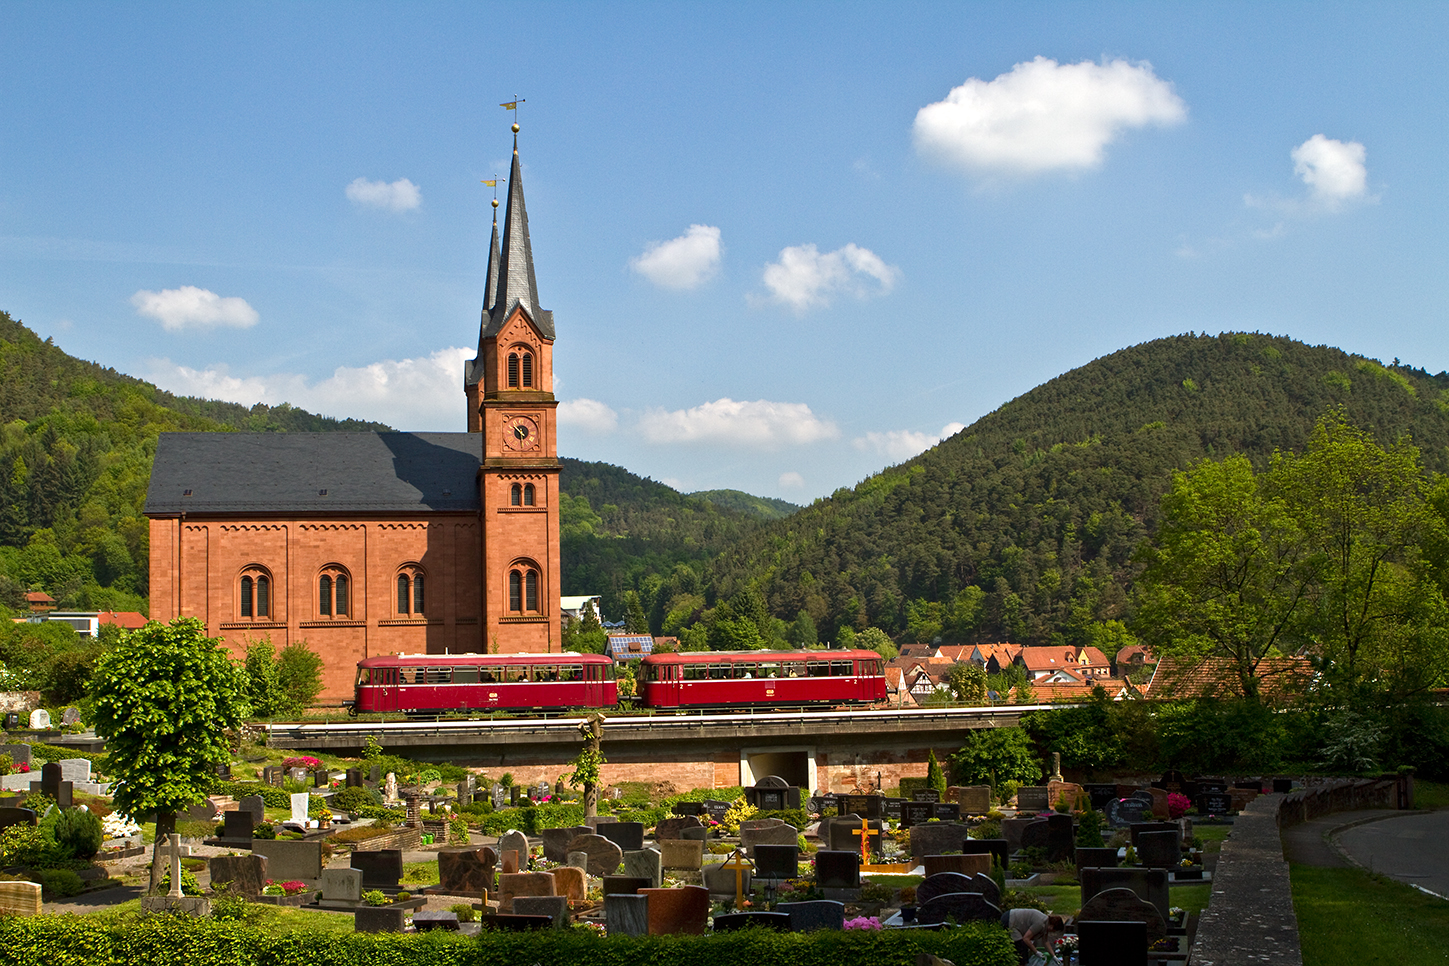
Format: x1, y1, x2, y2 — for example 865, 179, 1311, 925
466, 133, 561, 653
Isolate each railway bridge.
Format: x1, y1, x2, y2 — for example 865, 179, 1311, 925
266, 704, 1045, 793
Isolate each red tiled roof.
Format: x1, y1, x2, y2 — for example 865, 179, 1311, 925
1077, 646, 1110, 667
1020, 647, 1079, 671
1142, 656, 1313, 702
98, 611, 148, 629
25, 591, 55, 604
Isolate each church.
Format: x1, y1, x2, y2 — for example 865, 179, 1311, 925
145, 136, 563, 702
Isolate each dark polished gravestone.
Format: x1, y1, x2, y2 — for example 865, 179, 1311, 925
745, 775, 801, 812
484, 913, 554, 932
933, 802, 962, 822
712, 911, 791, 932
412, 910, 461, 932
1045, 814, 1075, 862
836, 794, 883, 819
32, 762, 72, 808
971, 872, 1001, 908
909, 821, 974, 859
814, 850, 861, 890
670, 801, 704, 816
1080, 867, 1171, 921
776, 899, 845, 932
915, 872, 977, 908
220, 810, 255, 842
962, 837, 1009, 871
1197, 792, 1233, 815
1136, 830, 1182, 869
828, 818, 883, 856
1104, 797, 1152, 828
701, 800, 731, 823
0, 807, 38, 833
1077, 887, 1166, 943
604, 893, 649, 937
541, 826, 591, 863
902, 802, 934, 828
641, 885, 711, 936
911, 789, 942, 803
1019, 819, 1050, 854
1076, 847, 1120, 871
1127, 822, 1178, 846
602, 875, 652, 896
1077, 919, 1148, 966
754, 844, 800, 881
351, 848, 404, 888
653, 816, 703, 841
915, 892, 1001, 926
1084, 784, 1119, 811
596, 822, 645, 853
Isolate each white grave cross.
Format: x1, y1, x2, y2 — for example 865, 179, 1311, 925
166, 833, 194, 898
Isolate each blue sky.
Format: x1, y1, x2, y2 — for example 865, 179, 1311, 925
3, 3, 1445, 502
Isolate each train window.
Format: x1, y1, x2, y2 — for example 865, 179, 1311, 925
784, 662, 804, 677
478, 667, 498, 684
356, 668, 371, 686
831, 661, 853, 676
535, 665, 561, 682
426, 667, 451, 685
807, 662, 830, 677
560, 664, 582, 682
399, 667, 422, 685
733, 663, 756, 679
757, 662, 781, 678
453, 666, 479, 684
683, 664, 707, 681
505, 666, 530, 682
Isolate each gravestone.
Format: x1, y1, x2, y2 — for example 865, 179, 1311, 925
0, 880, 42, 917
624, 848, 663, 888
59, 706, 80, 727
701, 799, 731, 823
605, 893, 649, 937
497, 871, 556, 913
1273, 778, 1294, 794
1019, 820, 1050, 854
1104, 797, 1152, 828
954, 785, 992, 815
603, 875, 651, 895
1136, 830, 1181, 869
0, 807, 38, 832
814, 850, 860, 889
596, 821, 644, 852
1077, 919, 1149, 966
566, 833, 624, 877
754, 843, 799, 881
513, 895, 569, 928
351, 848, 404, 887
654, 816, 703, 840
837, 794, 883, 819
1000, 817, 1038, 852
412, 910, 461, 932
740, 820, 798, 857
289, 792, 310, 826
221, 810, 254, 841
0, 713, 16, 732
1197, 791, 1233, 815
916, 892, 1001, 926
923, 853, 990, 878
552, 865, 586, 901
660, 838, 704, 870
641, 885, 710, 935
501, 850, 520, 875
671, 801, 703, 816
345, 768, 364, 788
492, 784, 506, 809
972, 872, 1002, 907
681, 826, 708, 842
912, 788, 941, 803
286, 767, 309, 785
215, 762, 232, 781
933, 802, 962, 822
437, 847, 496, 896
884, 799, 904, 821
238, 795, 266, 822
1077, 887, 1167, 942
498, 829, 531, 869
28, 709, 50, 730
542, 825, 591, 863
702, 861, 751, 896
567, 851, 589, 871
713, 911, 791, 932
318, 868, 363, 905
901, 802, 933, 827
250, 839, 323, 881
1195, 777, 1228, 793
208, 854, 268, 896
456, 781, 472, 806
1229, 787, 1260, 812
58, 759, 90, 783
1080, 867, 1171, 921
1145, 787, 1171, 820
1045, 813, 1076, 862
777, 899, 845, 932
486, 914, 551, 932
314, 769, 329, 788
915, 871, 976, 907
368, 764, 380, 782
1076, 847, 1120, 871
34, 761, 72, 808
909, 821, 973, 859
1084, 784, 1119, 810
745, 775, 800, 811
1128, 821, 1177, 846
963, 838, 1010, 871
185, 800, 219, 822
1016, 786, 1049, 812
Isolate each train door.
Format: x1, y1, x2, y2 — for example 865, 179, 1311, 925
377, 667, 399, 712
583, 661, 605, 708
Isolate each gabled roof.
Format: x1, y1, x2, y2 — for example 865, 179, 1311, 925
99, 611, 148, 629
1115, 644, 1156, 665
1019, 646, 1078, 672
1077, 646, 1111, 667
1142, 656, 1314, 702
480, 144, 554, 343
144, 432, 482, 514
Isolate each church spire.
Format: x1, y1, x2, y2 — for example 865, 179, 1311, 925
479, 211, 501, 338
482, 134, 554, 341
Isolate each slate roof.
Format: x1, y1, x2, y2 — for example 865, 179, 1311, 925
144, 432, 482, 514
481, 145, 555, 342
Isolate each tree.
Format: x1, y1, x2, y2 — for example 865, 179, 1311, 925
276, 641, 324, 715
788, 610, 818, 648
242, 638, 282, 717
622, 591, 649, 634
571, 713, 606, 818
89, 618, 247, 891
856, 626, 897, 661
946, 662, 987, 704
948, 727, 1040, 788
925, 749, 948, 798
1133, 454, 1313, 703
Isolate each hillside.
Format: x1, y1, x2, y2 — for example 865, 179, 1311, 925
688, 489, 800, 521
0, 310, 391, 611
701, 332, 1449, 646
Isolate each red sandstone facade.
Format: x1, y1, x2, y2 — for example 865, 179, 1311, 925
146, 141, 563, 702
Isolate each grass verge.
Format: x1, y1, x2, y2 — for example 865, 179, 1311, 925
1291, 863, 1449, 966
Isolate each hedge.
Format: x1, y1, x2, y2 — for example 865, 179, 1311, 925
0, 915, 1015, 966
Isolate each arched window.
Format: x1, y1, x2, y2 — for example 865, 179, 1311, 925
396, 566, 426, 617
318, 565, 350, 618
507, 353, 519, 388
239, 566, 272, 620
508, 560, 541, 614
521, 352, 533, 388
510, 483, 522, 506
523, 483, 535, 506
509, 570, 522, 612
525, 569, 538, 611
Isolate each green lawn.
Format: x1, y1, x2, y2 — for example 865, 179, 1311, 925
1292, 864, 1449, 966
1413, 780, 1449, 810
88, 902, 358, 935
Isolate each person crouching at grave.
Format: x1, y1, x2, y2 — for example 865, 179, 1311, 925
1001, 908, 1064, 964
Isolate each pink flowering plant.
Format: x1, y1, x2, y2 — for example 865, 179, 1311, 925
1167, 793, 1191, 819
282, 756, 322, 770
844, 916, 882, 931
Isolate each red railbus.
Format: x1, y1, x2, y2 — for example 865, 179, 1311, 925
349, 653, 616, 715
638, 649, 887, 710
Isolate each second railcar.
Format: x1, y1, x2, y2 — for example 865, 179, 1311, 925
349, 652, 617, 714
638, 649, 887, 709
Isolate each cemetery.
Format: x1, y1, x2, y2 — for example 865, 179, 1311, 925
1, 705, 1436, 966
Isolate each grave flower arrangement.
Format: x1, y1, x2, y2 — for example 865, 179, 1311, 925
282, 756, 322, 770
844, 916, 883, 931
1167, 793, 1191, 819
1054, 935, 1079, 957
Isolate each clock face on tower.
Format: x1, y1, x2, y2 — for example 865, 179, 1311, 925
503, 414, 540, 452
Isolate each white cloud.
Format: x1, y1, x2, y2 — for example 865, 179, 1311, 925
630, 224, 722, 290
346, 177, 422, 212
638, 398, 840, 448
1292, 134, 1368, 206
131, 286, 259, 332
758, 243, 900, 313
779, 471, 805, 489
145, 346, 471, 429
913, 56, 1186, 176
559, 398, 619, 434
854, 422, 966, 462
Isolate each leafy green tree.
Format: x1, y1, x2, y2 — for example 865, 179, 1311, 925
836, 626, 857, 650
1133, 454, 1313, 703
711, 615, 765, 650
276, 641, 324, 716
856, 626, 897, 661
622, 591, 650, 634
788, 610, 818, 648
946, 662, 987, 704
243, 638, 282, 718
925, 749, 948, 798
948, 727, 1040, 788
89, 617, 247, 891
1021, 688, 1126, 776
678, 623, 710, 651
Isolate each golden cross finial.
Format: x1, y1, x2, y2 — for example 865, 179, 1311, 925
720, 847, 753, 908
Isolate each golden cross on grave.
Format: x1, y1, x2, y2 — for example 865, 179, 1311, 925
855, 821, 874, 865
720, 847, 753, 909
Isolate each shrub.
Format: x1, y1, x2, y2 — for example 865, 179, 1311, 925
35, 868, 84, 898
1075, 810, 1105, 849
950, 728, 1040, 788
53, 808, 103, 859
362, 889, 388, 906
450, 902, 478, 922
0, 824, 58, 868
329, 786, 377, 813
155, 868, 202, 896
252, 823, 276, 840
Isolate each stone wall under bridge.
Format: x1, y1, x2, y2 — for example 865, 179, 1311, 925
268, 706, 1032, 795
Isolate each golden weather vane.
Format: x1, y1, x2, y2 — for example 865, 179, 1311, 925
480, 179, 500, 211
500, 97, 525, 134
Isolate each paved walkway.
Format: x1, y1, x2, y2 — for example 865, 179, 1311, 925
1279, 808, 1401, 868
1333, 810, 1449, 899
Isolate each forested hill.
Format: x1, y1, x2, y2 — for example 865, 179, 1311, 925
687, 490, 800, 521
703, 332, 1449, 647
0, 310, 391, 611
